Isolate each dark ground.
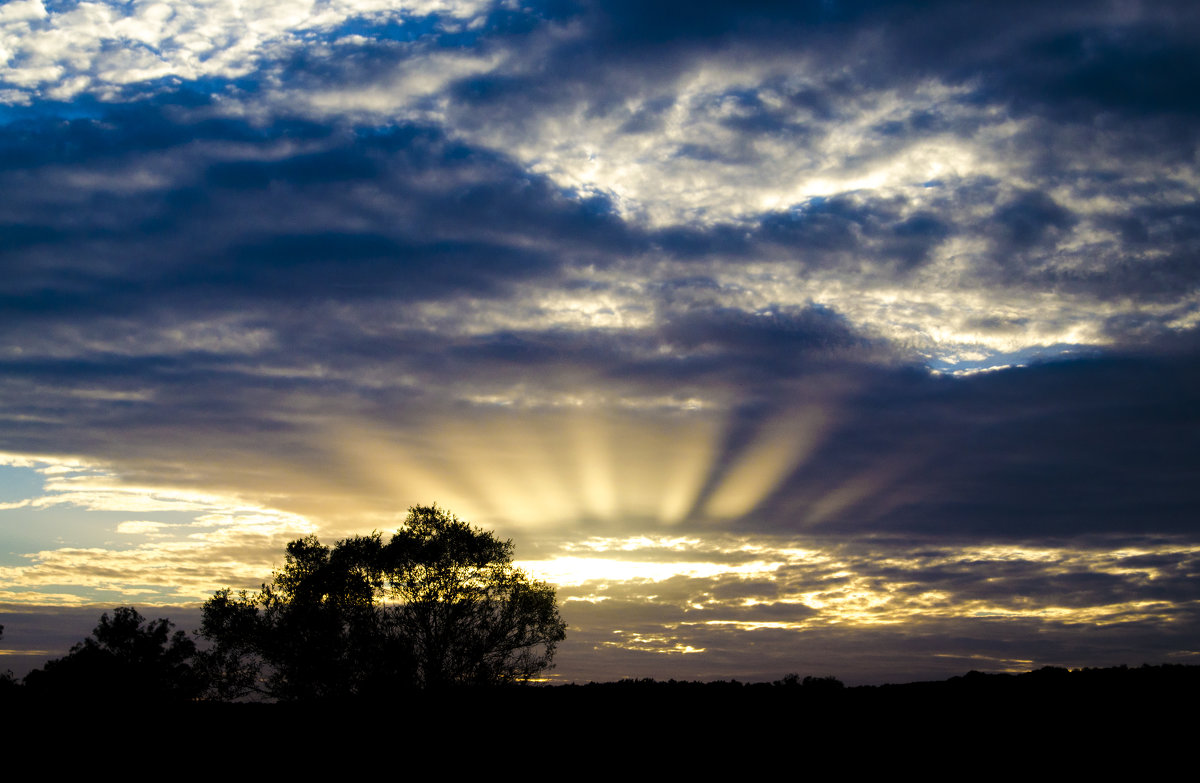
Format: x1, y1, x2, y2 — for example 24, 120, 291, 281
4, 664, 1195, 763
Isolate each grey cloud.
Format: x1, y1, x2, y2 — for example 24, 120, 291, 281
755, 195, 953, 272
988, 190, 1076, 256
709, 579, 780, 601
444, 2, 1200, 142
556, 599, 1200, 685
741, 344, 1200, 538
4, 270, 1198, 546
0, 107, 643, 328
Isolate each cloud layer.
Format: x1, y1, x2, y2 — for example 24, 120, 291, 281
1, 0, 1198, 681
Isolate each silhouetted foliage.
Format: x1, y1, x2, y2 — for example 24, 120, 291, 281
773, 672, 844, 689
388, 505, 566, 687
0, 624, 14, 690
197, 534, 412, 701
23, 607, 200, 701
802, 674, 845, 690
200, 504, 567, 700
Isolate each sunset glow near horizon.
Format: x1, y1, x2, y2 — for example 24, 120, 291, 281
2, 0, 1199, 685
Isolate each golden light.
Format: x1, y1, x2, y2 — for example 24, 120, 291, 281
703, 405, 829, 519
319, 391, 839, 538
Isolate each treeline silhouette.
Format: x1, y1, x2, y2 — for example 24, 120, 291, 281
8, 505, 567, 704
7, 600, 1198, 706
5, 600, 1198, 761
3, 506, 1198, 741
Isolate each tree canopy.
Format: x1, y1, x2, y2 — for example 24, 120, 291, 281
24, 607, 201, 701
200, 504, 567, 700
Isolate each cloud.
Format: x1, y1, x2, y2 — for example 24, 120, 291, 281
0, 455, 315, 604
538, 532, 1200, 683
2, 0, 1200, 683
5, 3, 1200, 367
0, 0, 495, 102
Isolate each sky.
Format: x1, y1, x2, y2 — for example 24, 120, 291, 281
1, 0, 1199, 685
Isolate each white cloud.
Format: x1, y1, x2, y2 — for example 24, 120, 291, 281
0, 0, 495, 102
0, 453, 317, 603
541, 534, 1200, 640
0, 0, 46, 25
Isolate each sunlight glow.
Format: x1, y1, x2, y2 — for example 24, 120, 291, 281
523, 555, 779, 587
703, 406, 830, 518
604, 631, 706, 655
324, 403, 779, 530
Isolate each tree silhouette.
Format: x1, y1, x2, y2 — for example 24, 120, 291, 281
386, 505, 566, 687
199, 534, 412, 700
200, 504, 566, 700
24, 607, 200, 701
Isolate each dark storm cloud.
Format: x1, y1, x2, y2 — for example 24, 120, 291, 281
21, 338, 1200, 547
755, 195, 952, 271
399, 310, 1195, 540
0, 268, 883, 469
646, 193, 956, 274
976, 20, 1200, 122
1, 113, 1196, 546
749, 345, 1200, 538
449, 0, 1200, 123
816, 1, 1200, 131
2, 88, 1197, 543
656, 305, 872, 361
988, 190, 1076, 256
0, 100, 641, 326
